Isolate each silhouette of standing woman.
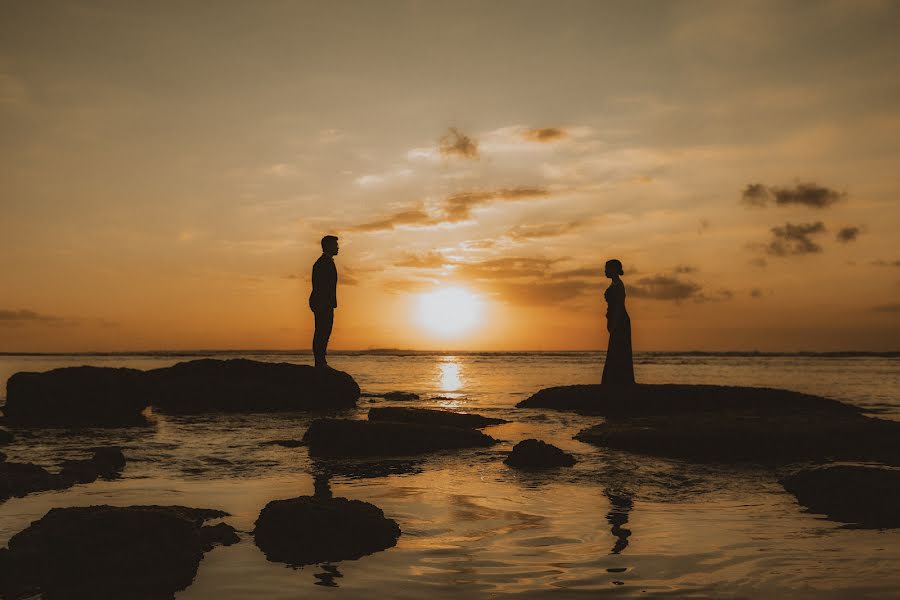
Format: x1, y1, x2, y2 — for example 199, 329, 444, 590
602, 259, 635, 385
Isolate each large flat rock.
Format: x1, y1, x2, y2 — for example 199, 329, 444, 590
575, 413, 900, 466
368, 407, 507, 429
781, 465, 900, 528
3, 359, 360, 426
254, 495, 400, 566
518, 383, 860, 418
303, 418, 498, 457
147, 359, 359, 414
0, 504, 238, 599
4, 366, 150, 427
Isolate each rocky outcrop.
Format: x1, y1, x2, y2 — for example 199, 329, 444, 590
519, 383, 860, 418
1, 447, 127, 503
4, 366, 150, 427
781, 466, 900, 528
504, 439, 576, 469
254, 495, 400, 566
303, 418, 498, 457
574, 413, 900, 466
0, 461, 59, 503
368, 407, 507, 429
147, 359, 360, 414
0, 504, 238, 599
4, 359, 361, 426
58, 447, 126, 485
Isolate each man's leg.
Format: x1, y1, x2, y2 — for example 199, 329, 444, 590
313, 308, 334, 367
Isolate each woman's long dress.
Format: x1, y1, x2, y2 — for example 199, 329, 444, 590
602, 281, 635, 385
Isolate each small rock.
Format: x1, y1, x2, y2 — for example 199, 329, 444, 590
0, 451, 6, 463
303, 418, 498, 457
59, 447, 126, 486
504, 439, 576, 469
368, 407, 507, 429
200, 522, 241, 550
781, 465, 900, 528
254, 495, 400, 566
0, 428, 13, 444
262, 439, 305, 448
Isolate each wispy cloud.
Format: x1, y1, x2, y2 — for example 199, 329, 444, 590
521, 127, 568, 143
346, 187, 551, 232
870, 259, 900, 267
836, 226, 862, 243
0, 309, 64, 325
766, 221, 827, 256
741, 182, 845, 208
505, 219, 589, 241
628, 275, 702, 301
440, 127, 479, 159
873, 303, 900, 313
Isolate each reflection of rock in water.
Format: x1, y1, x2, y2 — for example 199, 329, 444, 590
314, 564, 343, 587
605, 489, 633, 554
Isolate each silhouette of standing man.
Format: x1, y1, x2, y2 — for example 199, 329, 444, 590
310, 235, 339, 368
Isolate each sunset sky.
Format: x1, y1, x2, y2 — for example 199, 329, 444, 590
2, 1, 899, 352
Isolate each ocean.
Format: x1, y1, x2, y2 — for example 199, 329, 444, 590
2, 351, 899, 598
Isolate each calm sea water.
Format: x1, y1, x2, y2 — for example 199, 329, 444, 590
1, 352, 899, 599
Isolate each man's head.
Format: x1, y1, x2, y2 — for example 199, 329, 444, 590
321, 235, 339, 256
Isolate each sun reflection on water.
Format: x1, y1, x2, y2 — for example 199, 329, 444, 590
437, 357, 464, 404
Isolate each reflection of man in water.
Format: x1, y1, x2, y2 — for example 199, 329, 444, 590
309, 235, 339, 369
605, 489, 633, 554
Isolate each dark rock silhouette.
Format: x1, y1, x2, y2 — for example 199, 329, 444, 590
0, 451, 5, 462
504, 439, 576, 469
0, 428, 13, 444
368, 407, 507, 429
147, 359, 359, 414
519, 383, 861, 418
781, 466, 900, 528
254, 495, 400, 566
58, 447, 126, 485
371, 391, 421, 401
4, 366, 150, 427
575, 413, 900, 465
303, 418, 498, 457
2, 447, 127, 503
0, 461, 59, 503
0, 504, 237, 599
4, 359, 360, 425
261, 439, 306, 448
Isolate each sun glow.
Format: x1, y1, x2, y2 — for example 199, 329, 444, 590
415, 287, 484, 337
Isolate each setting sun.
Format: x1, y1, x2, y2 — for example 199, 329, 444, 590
415, 287, 484, 337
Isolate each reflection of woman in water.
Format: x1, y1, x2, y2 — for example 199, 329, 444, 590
602, 259, 635, 385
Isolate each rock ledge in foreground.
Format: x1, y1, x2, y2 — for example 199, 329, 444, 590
781, 465, 900, 528
254, 495, 400, 566
0, 504, 238, 599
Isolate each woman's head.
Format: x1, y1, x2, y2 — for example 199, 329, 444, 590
604, 259, 624, 279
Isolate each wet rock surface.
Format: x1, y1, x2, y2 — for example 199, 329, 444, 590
781, 466, 900, 528
254, 495, 400, 566
4, 359, 361, 425
504, 439, 576, 469
1, 447, 127, 503
303, 418, 498, 457
519, 383, 861, 418
4, 366, 150, 427
0, 504, 237, 599
368, 406, 507, 429
574, 413, 900, 465
148, 359, 360, 413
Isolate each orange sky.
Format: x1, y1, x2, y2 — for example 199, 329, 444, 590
1, 1, 899, 352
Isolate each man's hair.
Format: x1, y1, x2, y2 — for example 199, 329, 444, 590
321, 235, 339, 251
